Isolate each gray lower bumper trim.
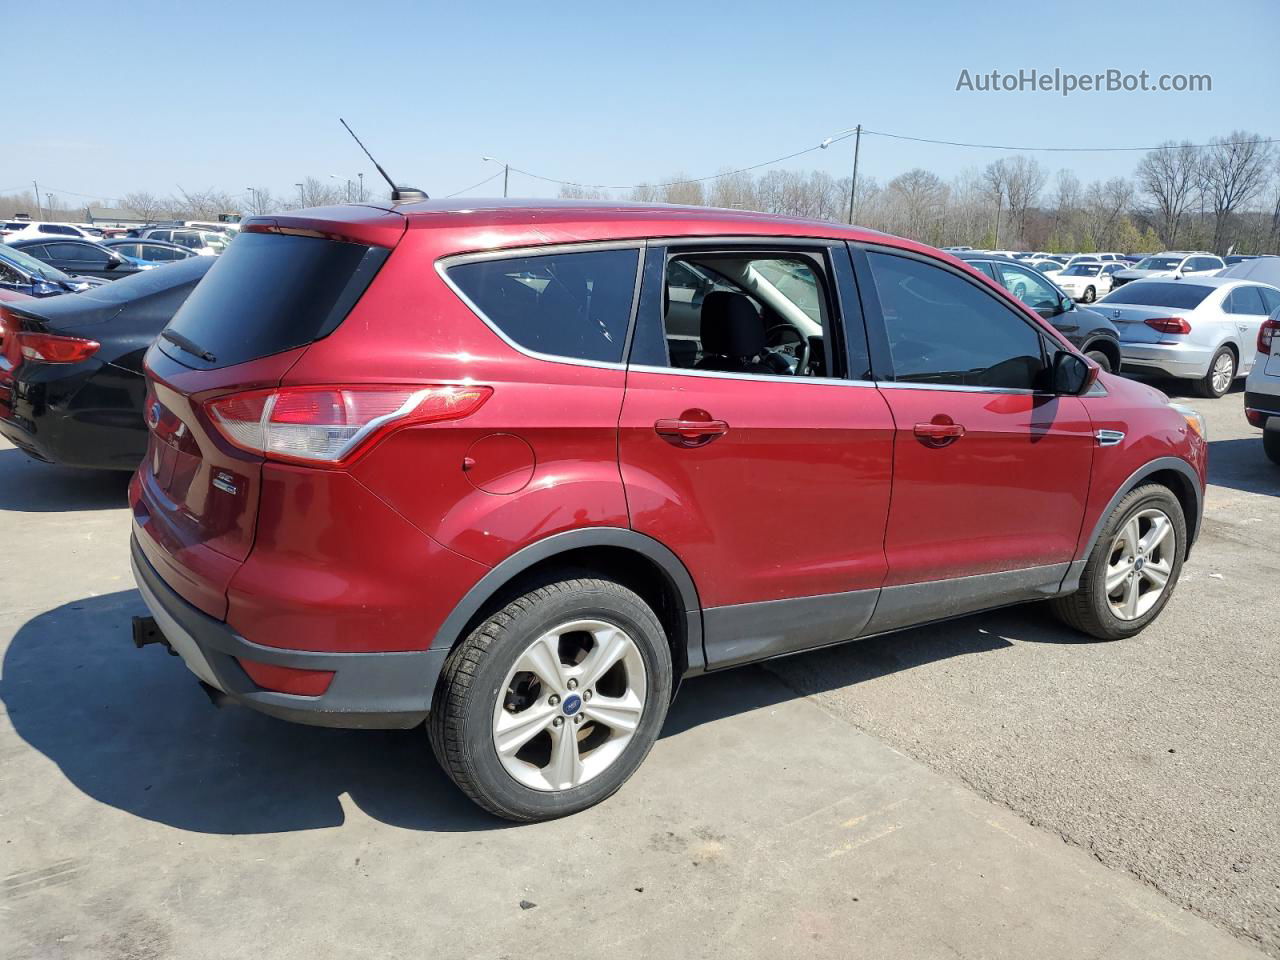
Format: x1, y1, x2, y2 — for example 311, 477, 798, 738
130, 534, 446, 729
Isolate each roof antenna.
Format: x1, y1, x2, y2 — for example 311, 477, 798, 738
339, 118, 428, 203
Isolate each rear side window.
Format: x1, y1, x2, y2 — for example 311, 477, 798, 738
1103, 282, 1213, 309
160, 232, 388, 369
446, 248, 640, 364
1225, 285, 1266, 315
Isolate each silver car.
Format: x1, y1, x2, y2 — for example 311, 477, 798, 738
1100, 277, 1280, 397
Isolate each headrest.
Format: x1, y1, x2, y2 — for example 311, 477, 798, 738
700, 291, 765, 358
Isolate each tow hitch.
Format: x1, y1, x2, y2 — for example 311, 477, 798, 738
132, 615, 176, 654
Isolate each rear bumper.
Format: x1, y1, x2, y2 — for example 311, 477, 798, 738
130, 533, 446, 729
1119, 341, 1214, 379
1244, 390, 1280, 430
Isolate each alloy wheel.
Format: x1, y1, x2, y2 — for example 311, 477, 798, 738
492, 619, 647, 792
1211, 351, 1234, 396
1104, 508, 1176, 621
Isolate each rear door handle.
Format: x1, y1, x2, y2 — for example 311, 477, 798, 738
914, 419, 965, 446
655, 418, 729, 447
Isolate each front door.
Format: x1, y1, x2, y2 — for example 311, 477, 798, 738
619, 241, 894, 668
854, 247, 1095, 633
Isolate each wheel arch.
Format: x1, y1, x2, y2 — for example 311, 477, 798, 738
1079, 457, 1203, 565
431, 528, 705, 681
1082, 336, 1121, 371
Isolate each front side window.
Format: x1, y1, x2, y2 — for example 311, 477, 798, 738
997, 264, 1063, 315
447, 248, 640, 364
39, 224, 77, 236
868, 251, 1048, 391
47, 242, 109, 263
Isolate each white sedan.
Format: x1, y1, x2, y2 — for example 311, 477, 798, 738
1055, 262, 1126, 303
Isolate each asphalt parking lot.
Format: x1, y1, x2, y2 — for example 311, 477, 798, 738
1, 381, 1275, 960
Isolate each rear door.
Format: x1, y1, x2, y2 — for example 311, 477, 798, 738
1224, 285, 1270, 374
854, 246, 1094, 632
619, 240, 895, 668
135, 225, 398, 617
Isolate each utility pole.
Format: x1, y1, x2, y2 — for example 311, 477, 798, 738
846, 124, 861, 225
46, 193, 54, 219
246, 187, 259, 213
295, 183, 305, 206
358, 172, 365, 202
503, 163, 509, 198
32, 180, 42, 220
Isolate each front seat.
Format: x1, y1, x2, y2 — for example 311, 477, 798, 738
695, 291, 771, 374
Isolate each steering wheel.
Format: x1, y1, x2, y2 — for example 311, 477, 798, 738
764, 324, 809, 375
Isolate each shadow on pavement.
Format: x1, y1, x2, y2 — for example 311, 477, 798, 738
4, 589, 1088, 834
1207, 436, 1278, 497
0, 448, 131, 513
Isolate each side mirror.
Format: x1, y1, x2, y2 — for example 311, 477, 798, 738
105, 257, 122, 271
1052, 350, 1099, 395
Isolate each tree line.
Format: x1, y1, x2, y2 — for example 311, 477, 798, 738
3, 131, 1275, 255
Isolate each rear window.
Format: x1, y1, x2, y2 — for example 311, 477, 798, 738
446, 248, 640, 364
1102, 282, 1214, 310
159, 232, 388, 369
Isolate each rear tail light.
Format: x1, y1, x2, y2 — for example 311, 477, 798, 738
16, 332, 101, 363
1259, 317, 1280, 355
1144, 317, 1192, 335
204, 384, 492, 466
1245, 408, 1269, 429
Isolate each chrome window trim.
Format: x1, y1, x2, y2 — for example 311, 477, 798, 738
627, 363, 875, 388
875, 380, 1046, 396
435, 241, 646, 372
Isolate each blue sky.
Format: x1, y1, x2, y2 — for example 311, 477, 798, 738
5, 0, 1277, 208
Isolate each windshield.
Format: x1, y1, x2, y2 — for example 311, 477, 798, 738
1103, 281, 1213, 309
0, 244, 75, 284
751, 258, 822, 322
1063, 264, 1101, 276
1135, 257, 1182, 270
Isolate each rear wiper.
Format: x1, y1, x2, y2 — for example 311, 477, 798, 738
161, 329, 217, 363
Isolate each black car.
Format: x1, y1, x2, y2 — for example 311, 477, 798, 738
0, 257, 212, 470
955, 252, 1122, 371
0, 243, 108, 298
7, 237, 143, 281
100, 238, 198, 263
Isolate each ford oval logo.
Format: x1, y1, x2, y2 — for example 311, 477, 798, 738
148, 401, 162, 427
562, 694, 582, 716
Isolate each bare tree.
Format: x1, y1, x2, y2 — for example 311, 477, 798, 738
886, 169, 949, 244
244, 186, 276, 216
1199, 131, 1274, 253
1002, 156, 1048, 245
557, 185, 611, 200
1135, 142, 1200, 248
123, 191, 169, 223
982, 160, 1010, 246
171, 187, 237, 219
1081, 177, 1135, 251
708, 169, 757, 210
659, 175, 704, 206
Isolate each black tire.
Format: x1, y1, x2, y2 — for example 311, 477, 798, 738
1082, 285, 1097, 303
1085, 349, 1113, 373
1264, 429, 1280, 466
429, 577, 673, 822
1050, 484, 1186, 641
1192, 346, 1235, 398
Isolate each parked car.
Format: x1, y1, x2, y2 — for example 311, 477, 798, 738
128, 201, 1207, 821
955, 253, 1121, 370
0, 243, 107, 297
1055, 262, 1127, 303
1244, 305, 1280, 464
1216, 255, 1280, 285
1100, 277, 1280, 396
0, 257, 213, 470
1111, 252, 1226, 289
2, 221, 99, 243
101, 238, 199, 263
138, 227, 230, 256
8, 237, 145, 281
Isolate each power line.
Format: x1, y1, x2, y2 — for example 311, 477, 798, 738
859, 129, 1280, 153
445, 170, 504, 198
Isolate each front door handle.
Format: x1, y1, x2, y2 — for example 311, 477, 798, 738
914, 418, 965, 447
655, 417, 729, 448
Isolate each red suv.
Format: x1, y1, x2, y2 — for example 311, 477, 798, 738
130, 201, 1207, 821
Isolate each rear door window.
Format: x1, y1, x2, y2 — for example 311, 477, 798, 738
159, 231, 389, 369
445, 247, 641, 364
1225, 286, 1267, 315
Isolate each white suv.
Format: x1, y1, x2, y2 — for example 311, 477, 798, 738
2, 221, 95, 243
1111, 251, 1225, 290
1245, 306, 1280, 464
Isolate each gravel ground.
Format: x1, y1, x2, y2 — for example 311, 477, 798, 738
767, 381, 1280, 956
